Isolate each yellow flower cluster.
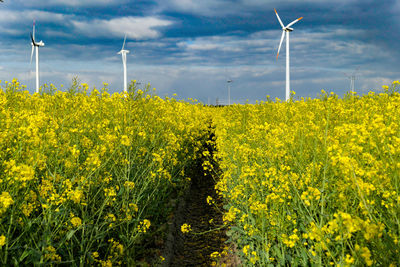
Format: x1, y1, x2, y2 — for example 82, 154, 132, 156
0, 235, 6, 247
0, 192, 14, 216
137, 219, 151, 233
213, 84, 400, 265
70, 216, 82, 228
93, 238, 124, 266
44, 246, 62, 262
181, 223, 192, 234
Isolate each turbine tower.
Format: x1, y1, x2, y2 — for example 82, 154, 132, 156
118, 34, 130, 93
227, 79, 233, 105
274, 9, 303, 101
30, 20, 45, 94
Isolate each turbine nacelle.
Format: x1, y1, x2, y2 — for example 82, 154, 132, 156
36, 41, 45, 47
117, 49, 130, 55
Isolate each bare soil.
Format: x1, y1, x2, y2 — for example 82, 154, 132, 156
160, 159, 227, 267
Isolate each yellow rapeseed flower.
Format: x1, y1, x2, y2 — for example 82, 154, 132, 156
120, 135, 131, 146
70, 217, 82, 227
0, 235, 6, 247
181, 223, 191, 234
243, 245, 250, 256
0, 192, 14, 215
137, 219, 151, 233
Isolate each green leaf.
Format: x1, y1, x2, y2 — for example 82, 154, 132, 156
19, 249, 33, 262
66, 230, 77, 241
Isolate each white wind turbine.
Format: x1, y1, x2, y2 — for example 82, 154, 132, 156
274, 9, 303, 101
224, 68, 233, 105
118, 34, 130, 93
343, 67, 360, 94
227, 78, 233, 105
30, 20, 45, 94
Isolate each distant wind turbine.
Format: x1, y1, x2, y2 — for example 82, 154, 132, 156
274, 8, 303, 101
343, 67, 360, 93
118, 34, 130, 93
30, 20, 45, 94
224, 68, 233, 105
227, 79, 233, 105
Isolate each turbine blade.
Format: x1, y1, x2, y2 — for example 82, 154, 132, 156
274, 8, 285, 28
33, 20, 36, 41
30, 33, 37, 46
122, 33, 127, 50
286, 17, 303, 28
277, 30, 285, 59
30, 45, 34, 64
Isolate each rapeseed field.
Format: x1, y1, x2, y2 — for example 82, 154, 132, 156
0, 79, 210, 265
1, 78, 400, 266
213, 81, 400, 266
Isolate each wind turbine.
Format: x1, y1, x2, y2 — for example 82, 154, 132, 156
30, 21, 45, 94
118, 34, 130, 93
227, 79, 233, 105
224, 67, 233, 105
343, 67, 360, 93
274, 9, 303, 101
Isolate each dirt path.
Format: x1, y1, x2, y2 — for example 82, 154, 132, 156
170, 160, 225, 266
158, 151, 227, 267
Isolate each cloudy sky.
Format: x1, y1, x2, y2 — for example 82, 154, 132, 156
0, 0, 399, 103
